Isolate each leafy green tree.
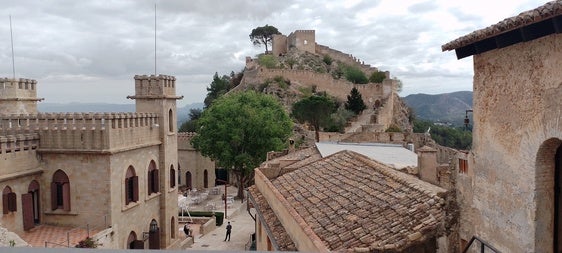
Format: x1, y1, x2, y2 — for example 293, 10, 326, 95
369, 71, 387, 83
292, 95, 337, 142
345, 87, 367, 115
179, 108, 203, 132
249, 24, 281, 54
204, 72, 231, 108
344, 65, 368, 84
325, 107, 354, 133
191, 91, 293, 199
413, 119, 472, 150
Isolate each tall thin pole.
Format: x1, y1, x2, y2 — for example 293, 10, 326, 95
9, 15, 16, 79
154, 4, 157, 76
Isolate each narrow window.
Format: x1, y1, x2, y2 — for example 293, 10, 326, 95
125, 166, 139, 205
51, 170, 70, 211
168, 109, 174, 132
170, 165, 176, 188
148, 160, 159, 195
2, 186, 16, 213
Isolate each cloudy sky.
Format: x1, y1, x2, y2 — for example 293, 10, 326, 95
0, 0, 549, 107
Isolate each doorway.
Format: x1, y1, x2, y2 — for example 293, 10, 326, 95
186, 171, 192, 190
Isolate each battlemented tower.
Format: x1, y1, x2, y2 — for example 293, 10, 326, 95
0, 78, 43, 114
128, 74, 183, 248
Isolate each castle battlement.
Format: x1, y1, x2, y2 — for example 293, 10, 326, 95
0, 112, 161, 152
292, 30, 315, 34
0, 132, 40, 154
0, 77, 43, 114
0, 77, 37, 91
131, 74, 177, 98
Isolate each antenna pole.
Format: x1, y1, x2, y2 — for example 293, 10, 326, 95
154, 4, 157, 76
9, 15, 16, 79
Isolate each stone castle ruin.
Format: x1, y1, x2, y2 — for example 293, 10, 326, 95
240, 29, 407, 133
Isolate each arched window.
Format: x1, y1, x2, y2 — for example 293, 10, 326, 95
2, 186, 16, 214
127, 231, 143, 249
168, 109, 174, 132
148, 160, 159, 195
125, 166, 139, 205
170, 165, 176, 188
51, 170, 70, 211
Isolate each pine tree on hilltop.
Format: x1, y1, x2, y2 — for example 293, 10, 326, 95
345, 87, 367, 115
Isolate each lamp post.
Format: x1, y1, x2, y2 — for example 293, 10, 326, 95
216, 179, 228, 219
464, 109, 473, 130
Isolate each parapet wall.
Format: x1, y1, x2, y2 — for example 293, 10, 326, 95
133, 75, 176, 97
177, 132, 196, 150
315, 44, 382, 77
243, 67, 391, 102
0, 112, 161, 153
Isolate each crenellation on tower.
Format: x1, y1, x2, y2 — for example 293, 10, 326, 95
0, 77, 44, 114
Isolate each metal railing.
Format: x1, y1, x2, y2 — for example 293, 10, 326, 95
44, 222, 105, 248
462, 236, 501, 253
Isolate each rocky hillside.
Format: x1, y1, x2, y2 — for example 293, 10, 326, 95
403, 91, 473, 125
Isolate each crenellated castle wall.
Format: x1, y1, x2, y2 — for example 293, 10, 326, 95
242, 67, 394, 103
0, 112, 161, 153
315, 44, 384, 77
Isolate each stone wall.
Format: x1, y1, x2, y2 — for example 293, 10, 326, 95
241, 67, 392, 104
461, 33, 562, 252
177, 132, 216, 190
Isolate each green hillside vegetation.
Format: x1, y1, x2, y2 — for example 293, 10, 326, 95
413, 119, 472, 150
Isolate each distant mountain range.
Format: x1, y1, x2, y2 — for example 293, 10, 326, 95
402, 91, 473, 125
38, 102, 204, 125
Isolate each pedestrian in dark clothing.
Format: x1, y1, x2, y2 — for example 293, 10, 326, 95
224, 222, 232, 241
184, 223, 190, 237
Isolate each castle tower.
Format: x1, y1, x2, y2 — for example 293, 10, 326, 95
127, 74, 183, 248
0, 78, 43, 114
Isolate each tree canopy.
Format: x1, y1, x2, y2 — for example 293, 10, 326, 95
292, 95, 337, 142
249, 25, 281, 54
191, 91, 293, 199
179, 108, 202, 132
345, 87, 367, 115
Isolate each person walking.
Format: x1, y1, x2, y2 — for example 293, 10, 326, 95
224, 222, 232, 241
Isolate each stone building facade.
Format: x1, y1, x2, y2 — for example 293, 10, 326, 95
442, 1, 562, 252
0, 75, 185, 249
177, 132, 216, 191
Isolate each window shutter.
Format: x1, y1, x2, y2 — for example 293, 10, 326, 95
2, 194, 8, 214
22, 193, 34, 231
51, 182, 57, 210
125, 178, 130, 205
132, 176, 139, 202
8, 192, 16, 212
62, 183, 71, 211
153, 169, 159, 193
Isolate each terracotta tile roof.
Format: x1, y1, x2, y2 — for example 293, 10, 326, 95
248, 186, 297, 251
270, 150, 446, 252
442, 0, 562, 51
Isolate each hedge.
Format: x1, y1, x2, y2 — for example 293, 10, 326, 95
179, 211, 224, 226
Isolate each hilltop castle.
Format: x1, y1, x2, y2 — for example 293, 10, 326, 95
0, 75, 211, 249
240, 29, 409, 133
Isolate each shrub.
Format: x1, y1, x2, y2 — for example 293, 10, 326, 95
75, 237, 101, 248
258, 54, 278, 69
322, 55, 333, 65
344, 66, 368, 84
369, 71, 387, 83
385, 124, 402, 132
